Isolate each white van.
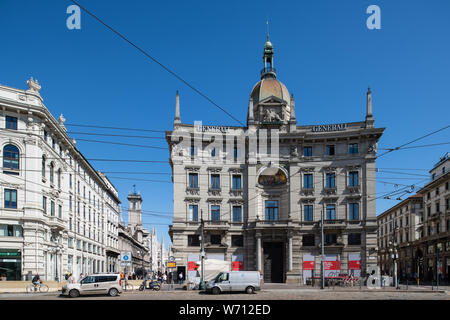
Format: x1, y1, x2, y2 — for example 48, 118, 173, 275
61, 273, 123, 298
206, 271, 261, 294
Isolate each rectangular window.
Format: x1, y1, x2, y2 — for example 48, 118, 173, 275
349, 203, 359, 220
69, 174, 72, 188
348, 233, 361, 245
211, 205, 220, 221
189, 204, 198, 222
326, 204, 336, 220
69, 196, 72, 210
5, 116, 18, 130
50, 201, 55, 216
188, 173, 198, 188
42, 196, 47, 213
210, 235, 221, 245
325, 234, 337, 245
43, 130, 47, 142
325, 145, 335, 156
52, 138, 55, 149
304, 174, 313, 189
68, 237, 73, 248
4, 189, 17, 209
231, 235, 243, 247
326, 173, 336, 188
265, 200, 278, 221
190, 145, 197, 156
232, 206, 242, 222
304, 205, 313, 221
303, 146, 312, 157
349, 143, 358, 154
58, 205, 62, 218
211, 147, 217, 157
188, 235, 200, 247
232, 175, 241, 190
349, 171, 359, 187
211, 174, 220, 189
302, 234, 315, 246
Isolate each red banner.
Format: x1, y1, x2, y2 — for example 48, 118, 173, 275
232, 261, 244, 271
348, 260, 361, 270
324, 261, 341, 271
188, 261, 198, 271
303, 261, 315, 270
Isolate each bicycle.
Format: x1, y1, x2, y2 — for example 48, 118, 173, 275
26, 283, 49, 293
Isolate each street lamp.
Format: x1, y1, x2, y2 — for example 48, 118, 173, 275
52, 245, 63, 282
389, 228, 399, 289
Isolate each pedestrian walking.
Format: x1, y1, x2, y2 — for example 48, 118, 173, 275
68, 273, 75, 284
79, 273, 84, 281
178, 272, 184, 284
162, 273, 167, 284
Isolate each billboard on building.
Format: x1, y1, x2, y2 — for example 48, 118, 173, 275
232, 255, 244, 271
302, 254, 315, 284
324, 254, 340, 277
348, 252, 361, 277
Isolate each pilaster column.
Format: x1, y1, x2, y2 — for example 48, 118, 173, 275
288, 236, 293, 271
256, 234, 262, 272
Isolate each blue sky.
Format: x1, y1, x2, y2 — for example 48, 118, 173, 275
1, 0, 449, 248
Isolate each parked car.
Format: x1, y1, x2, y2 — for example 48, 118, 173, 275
206, 271, 261, 294
61, 273, 123, 298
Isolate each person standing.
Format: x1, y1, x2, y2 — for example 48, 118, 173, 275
178, 272, 184, 284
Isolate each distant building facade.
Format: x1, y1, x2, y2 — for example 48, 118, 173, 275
377, 153, 449, 282
166, 38, 384, 283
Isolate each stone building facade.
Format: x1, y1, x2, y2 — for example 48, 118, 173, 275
377, 194, 423, 278
0, 79, 121, 281
166, 38, 384, 283
377, 153, 450, 283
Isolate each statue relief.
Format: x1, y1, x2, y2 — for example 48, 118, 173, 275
263, 109, 282, 122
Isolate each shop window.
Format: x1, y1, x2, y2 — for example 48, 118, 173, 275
325, 234, 337, 245
188, 235, 200, 247
348, 233, 361, 245
302, 234, 315, 246
210, 235, 221, 245
231, 235, 243, 247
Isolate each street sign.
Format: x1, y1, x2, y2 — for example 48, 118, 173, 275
120, 251, 132, 266
167, 262, 176, 268
169, 256, 175, 262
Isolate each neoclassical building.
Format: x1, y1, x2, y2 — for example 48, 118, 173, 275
0, 79, 121, 281
166, 37, 384, 283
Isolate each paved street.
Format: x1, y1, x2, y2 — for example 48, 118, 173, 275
0, 288, 448, 300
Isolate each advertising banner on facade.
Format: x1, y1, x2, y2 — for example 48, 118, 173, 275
232, 255, 244, 271
187, 254, 200, 281
348, 252, 361, 277
302, 254, 315, 284
324, 254, 340, 277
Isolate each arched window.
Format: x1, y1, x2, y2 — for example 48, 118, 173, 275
42, 155, 46, 177
49, 162, 54, 184
3, 144, 19, 170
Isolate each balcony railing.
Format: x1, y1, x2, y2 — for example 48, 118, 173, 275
260, 67, 276, 76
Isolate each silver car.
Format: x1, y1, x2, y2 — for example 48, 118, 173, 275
61, 273, 123, 298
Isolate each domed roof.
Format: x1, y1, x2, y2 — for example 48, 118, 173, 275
250, 78, 290, 105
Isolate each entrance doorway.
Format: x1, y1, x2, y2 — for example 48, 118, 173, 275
263, 242, 284, 283
177, 266, 186, 284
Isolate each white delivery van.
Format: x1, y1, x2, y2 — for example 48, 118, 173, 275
206, 271, 261, 294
